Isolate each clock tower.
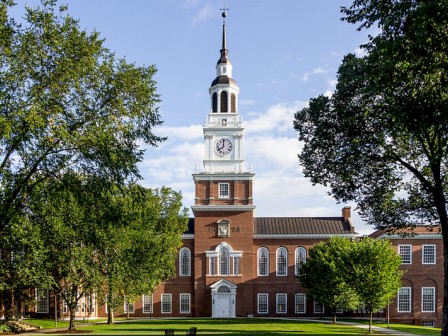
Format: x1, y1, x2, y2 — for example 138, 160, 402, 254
191, 10, 256, 318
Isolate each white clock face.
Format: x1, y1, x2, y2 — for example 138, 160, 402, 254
215, 138, 232, 156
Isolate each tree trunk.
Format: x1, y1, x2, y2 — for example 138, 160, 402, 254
3, 289, 15, 321
107, 278, 114, 325
332, 311, 336, 324
68, 306, 76, 330
433, 182, 448, 335
442, 230, 448, 336
369, 311, 373, 334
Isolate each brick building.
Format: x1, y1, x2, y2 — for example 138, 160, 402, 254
370, 226, 443, 327
31, 10, 443, 328
96, 10, 357, 319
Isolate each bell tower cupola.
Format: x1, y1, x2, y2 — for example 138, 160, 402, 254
192, 8, 255, 212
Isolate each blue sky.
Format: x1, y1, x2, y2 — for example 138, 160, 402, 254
13, 0, 374, 234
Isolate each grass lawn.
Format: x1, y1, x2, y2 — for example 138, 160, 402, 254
24, 317, 441, 335
78, 318, 378, 335
337, 319, 441, 336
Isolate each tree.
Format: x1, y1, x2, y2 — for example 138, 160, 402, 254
89, 184, 188, 325
0, 0, 165, 318
29, 174, 106, 330
293, 0, 448, 332
342, 238, 403, 334
298, 237, 360, 324
299, 237, 402, 333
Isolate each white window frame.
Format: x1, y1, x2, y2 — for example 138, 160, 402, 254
161, 294, 172, 314
422, 245, 436, 265
276, 293, 287, 314
257, 293, 269, 314
123, 299, 134, 314
398, 287, 411, 313
276, 247, 288, 276
398, 244, 412, 264
258, 247, 269, 276
36, 288, 49, 313
219, 246, 230, 275
209, 256, 217, 275
142, 294, 153, 314
180, 293, 191, 314
233, 256, 240, 275
295, 247, 307, 276
218, 183, 230, 198
422, 287, 435, 312
295, 293, 306, 314
179, 247, 191, 276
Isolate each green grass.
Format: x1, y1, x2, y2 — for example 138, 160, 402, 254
335, 319, 440, 335
75, 318, 380, 335
22, 317, 441, 335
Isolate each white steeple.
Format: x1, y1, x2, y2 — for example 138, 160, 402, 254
202, 10, 245, 174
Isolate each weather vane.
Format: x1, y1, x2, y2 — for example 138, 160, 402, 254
220, 0, 229, 20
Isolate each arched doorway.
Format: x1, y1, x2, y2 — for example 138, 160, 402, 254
210, 279, 237, 318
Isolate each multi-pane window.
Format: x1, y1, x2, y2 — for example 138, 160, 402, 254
295, 293, 306, 314
276, 293, 287, 314
219, 183, 230, 198
295, 247, 307, 275
36, 288, 49, 313
422, 245, 436, 264
422, 287, 435, 312
180, 293, 191, 314
179, 247, 191, 276
399, 245, 412, 264
209, 257, 217, 275
233, 257, 240, 275
258, 247, 269, 276
123, 298, 134, 314
161, 294, 172, 314
257, 293, 269, 314
314, 301, 324, 314
398, 287, 411, 312
142, 294, 153, 314
276, 247, 288, 276
219, 247, 230, 275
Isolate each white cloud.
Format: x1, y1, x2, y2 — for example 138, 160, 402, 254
155, 124, 203, 141
192, 4, 214, 25
245, 101, 307, 134
354, 46, 367, 57
302, 66, 330, 82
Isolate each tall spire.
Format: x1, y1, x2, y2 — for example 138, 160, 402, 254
218, 6, 229, 64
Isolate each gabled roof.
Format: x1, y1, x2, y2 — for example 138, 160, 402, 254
184, 216, 356, 236
370, 225, 441, 239
254, 217, 355, 235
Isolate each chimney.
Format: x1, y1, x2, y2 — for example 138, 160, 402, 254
342, 206, 351, 221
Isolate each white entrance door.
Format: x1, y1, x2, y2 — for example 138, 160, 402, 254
211, 280, 237, 318
215, 294, 232, 318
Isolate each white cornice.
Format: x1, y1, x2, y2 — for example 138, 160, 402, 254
180, 233, 359, 240
376, 234, 442, 240
253, 234, 358, 239
193, 172, 255, 180
191, 205, 256, 212
181, 234, 194, 240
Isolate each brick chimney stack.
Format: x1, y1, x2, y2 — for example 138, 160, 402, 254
342, 206, 351, 221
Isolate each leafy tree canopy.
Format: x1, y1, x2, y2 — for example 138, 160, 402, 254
294, 0, 448, 230
298, 237, 360, 324
0, 0, 165, 231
